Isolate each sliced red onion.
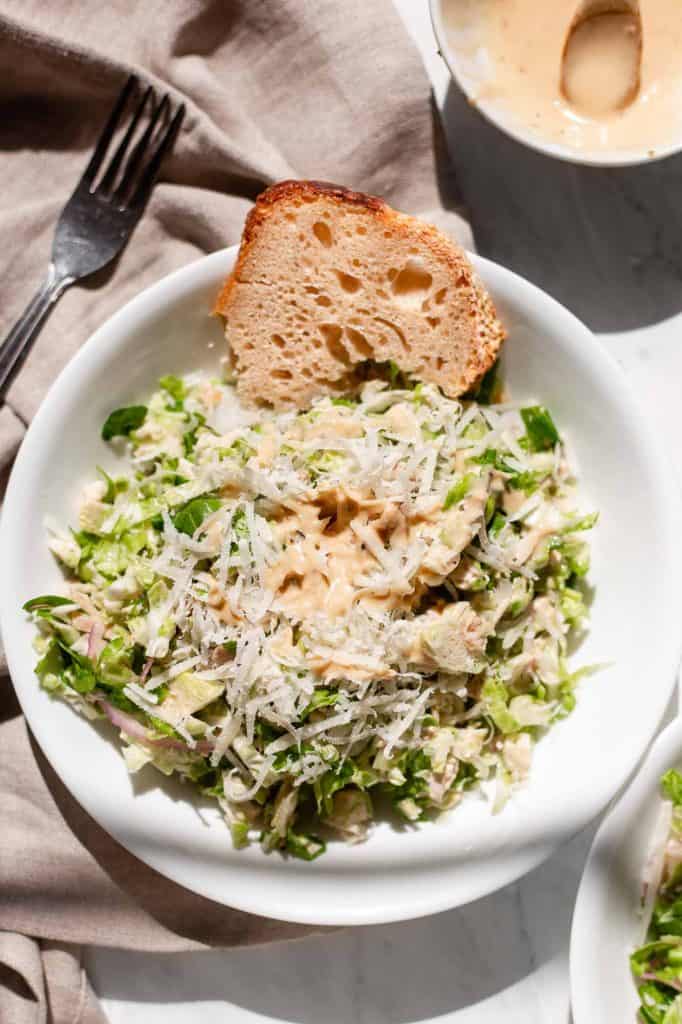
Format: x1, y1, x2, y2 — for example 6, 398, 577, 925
639, 799, 674, 943
140, 658, 154, 685
639, 972, 682, 992
97, 698, 149, 741
95, 697, 214, 755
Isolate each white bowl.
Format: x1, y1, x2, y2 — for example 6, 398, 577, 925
1, 246, 680, 926
429, 0, 682, 167
571, 716, 682, 1022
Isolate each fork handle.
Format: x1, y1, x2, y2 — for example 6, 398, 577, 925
0, 263, 73, 403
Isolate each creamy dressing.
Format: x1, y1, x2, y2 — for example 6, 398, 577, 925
296, 408, 365, 442
444, 0, 682, 156
264, 479, 488, 621
265, 494, 413, 621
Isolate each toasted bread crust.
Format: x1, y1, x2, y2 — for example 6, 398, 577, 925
215, 180, 505, 407
214, 182, 390, 316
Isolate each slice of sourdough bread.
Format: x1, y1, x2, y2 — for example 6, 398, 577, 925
215, 180, 505, 408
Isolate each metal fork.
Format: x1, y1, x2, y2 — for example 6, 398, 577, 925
0, 75, 185, 401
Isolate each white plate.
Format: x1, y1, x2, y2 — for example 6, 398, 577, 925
571, 717, 682, 1022
1, 247, 680, 926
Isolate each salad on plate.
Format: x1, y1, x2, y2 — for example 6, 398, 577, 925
25, 365, 596, 859
632, 769, 682, 1023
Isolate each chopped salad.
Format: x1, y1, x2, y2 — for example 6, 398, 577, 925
632, 770, 682, 1023
26, 365, 596, 859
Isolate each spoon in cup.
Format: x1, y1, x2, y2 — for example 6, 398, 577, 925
561, 0, 642, 116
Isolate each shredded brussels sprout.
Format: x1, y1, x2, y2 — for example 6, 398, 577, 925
26, 369, 596, 858
632, 770, 682, 1023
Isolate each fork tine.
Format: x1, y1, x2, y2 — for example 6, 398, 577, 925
113, 94, 171, 204
80, 75, 138, 188
99, 86, 154, 195
129, 102, 185, 210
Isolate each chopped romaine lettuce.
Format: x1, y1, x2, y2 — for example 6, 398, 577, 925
172, 495, 222, 535
101, 405, 147, 441
520, 406, 560, 451
444, 474, 474, 510
662, 770, 682, 807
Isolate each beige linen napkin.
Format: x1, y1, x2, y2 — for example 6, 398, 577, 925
0, 2, 471, 1020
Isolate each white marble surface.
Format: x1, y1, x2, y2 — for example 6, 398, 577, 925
87, 3, 682, 1021
87, 827, 592, 1024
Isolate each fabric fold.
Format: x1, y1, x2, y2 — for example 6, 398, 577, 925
0, 1, 472, 1021
0, 932, 108, 1024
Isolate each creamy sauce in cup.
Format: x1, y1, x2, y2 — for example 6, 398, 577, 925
443, 0, 682, 158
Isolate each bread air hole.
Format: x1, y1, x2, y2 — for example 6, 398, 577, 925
390, 260, 433, 310
334, 269, 361, 294
315, 294, 332, 307
319, 323, 351, 365
272, 368, 292, 380
345, 326, 372, 358
434, 287, 447, 305
313, 221, 333, 247
272, 334, 286, 349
